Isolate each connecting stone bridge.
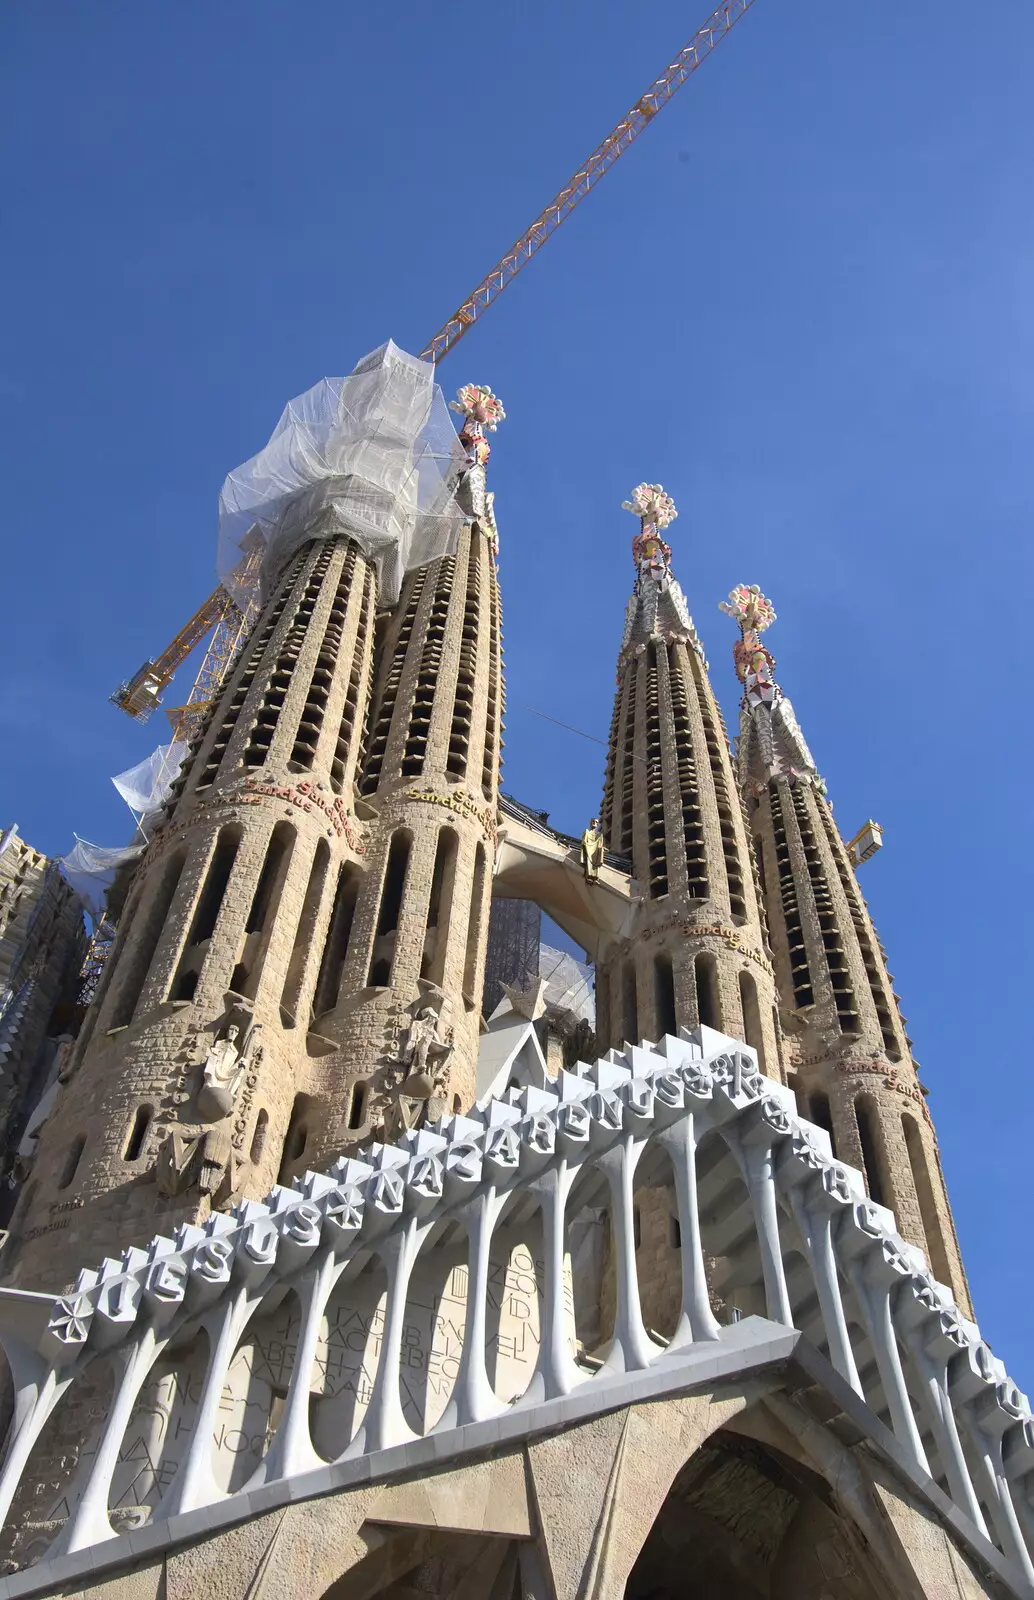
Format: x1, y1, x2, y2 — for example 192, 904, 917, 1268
1, 1027, 1033, 1597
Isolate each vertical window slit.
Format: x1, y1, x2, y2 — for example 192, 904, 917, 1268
107, 848, 187, 1027
314, 862, 360, 1018
902, 1114, 951, 1285
654, 953, 677, 1038
423, 827, 459, 985
280, 839, 330, 1028
368, 831, 412, 987
737, 969, 766, 1075
170, 826, 242, 1002
234, 822, 295, 998
855, 1097, 887, 1207
808, 1091, 836, 1156
123, 1105, 153, 1162
695, 952, 720, 1031
463, 842, 487, 1007
622, 961, 638, 1045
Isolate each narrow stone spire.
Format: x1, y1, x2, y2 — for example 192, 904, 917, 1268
313, 381, 507, 1166
721, 586, 971, 1312
596, 489, 781, 1084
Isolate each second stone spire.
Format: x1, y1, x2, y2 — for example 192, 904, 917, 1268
596, 487, 782, 1078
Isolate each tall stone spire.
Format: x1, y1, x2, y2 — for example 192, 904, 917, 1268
595, 489, 781, 1080
304, 383, 506, 1168
722, 585, 970, 1311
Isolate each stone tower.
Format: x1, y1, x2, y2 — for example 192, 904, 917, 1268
301, 382, 506, 1169
5, 347, 501, 1289
596, 486, 782, 1080
721, 583, 970, 1312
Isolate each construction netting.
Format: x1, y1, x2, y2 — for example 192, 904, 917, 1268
217, 340, 468, 609
59, 839, 145, 921
539, 943, 595, 1027
111, 741, 187, 820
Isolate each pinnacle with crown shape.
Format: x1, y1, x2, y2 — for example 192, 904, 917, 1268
720, 582, 820, 793
619, 482, 705, 659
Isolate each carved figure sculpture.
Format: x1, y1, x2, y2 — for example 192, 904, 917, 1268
580, 817, 605, 883
155, 1121, 245, 1210
197, 1020, 260, 1122
399, 1005, 452, 1096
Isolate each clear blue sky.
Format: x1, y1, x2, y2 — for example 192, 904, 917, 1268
3, 3, 1032, 1373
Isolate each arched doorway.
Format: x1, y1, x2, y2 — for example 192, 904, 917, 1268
625, 1428, 884, 1599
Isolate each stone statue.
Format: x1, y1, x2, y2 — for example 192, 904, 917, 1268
155, 1121, 244, 1210
197, 1019, 260, 1122
580, 817, 605, 883
399, 1005, 452, 1097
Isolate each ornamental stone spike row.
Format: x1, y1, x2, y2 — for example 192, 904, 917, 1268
2, 1025, 1034, 1586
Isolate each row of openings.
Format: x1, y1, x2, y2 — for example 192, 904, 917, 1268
360, 568, 428, 792
599, 671, 625, 848
804, 1092, 952, 1288
401, 556, 455, 778
331, 564, 375, 793
243, 546, 335, 770
789, 787, 861, 1036
447, 536, 481, 783
617, 954, 768, 1073
690, 652, 748, 922
289, 544, 356, 770
481, 561, 502, 801
192, 547, 309, 792
289, 544, 358, 774
666, 644, 709, 900
768, 785, 815, 1008
106, 818, 300, 1029
280, 827, 489, 1028
644, 648, 668, 898
53, 1099, 273, 1199
618, 661, 637, 856
814, 799, 902, 1061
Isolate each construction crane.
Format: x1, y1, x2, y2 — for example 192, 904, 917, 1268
111, 0, 759, 737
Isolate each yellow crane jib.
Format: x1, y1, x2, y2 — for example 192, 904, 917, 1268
109, 585, 234, 723
110, 0, 760, 727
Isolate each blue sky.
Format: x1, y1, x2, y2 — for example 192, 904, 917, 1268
3, 3, 1032, 1372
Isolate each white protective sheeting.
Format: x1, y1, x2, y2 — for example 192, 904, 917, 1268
59, 838, 144, 920
217, 340, 468, 609
539, 943, 595, 1027
112, 741, 187, 818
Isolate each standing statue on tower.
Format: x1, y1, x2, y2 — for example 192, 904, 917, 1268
580, 817, 605, 882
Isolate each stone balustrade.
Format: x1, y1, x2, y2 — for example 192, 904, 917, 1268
0, 1025, 1030, 1591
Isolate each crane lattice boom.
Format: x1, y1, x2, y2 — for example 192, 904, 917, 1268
420, 0, 756, 364
111, 0, 759, 728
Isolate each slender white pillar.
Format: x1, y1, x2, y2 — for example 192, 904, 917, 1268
658, 1114, 720, 1347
